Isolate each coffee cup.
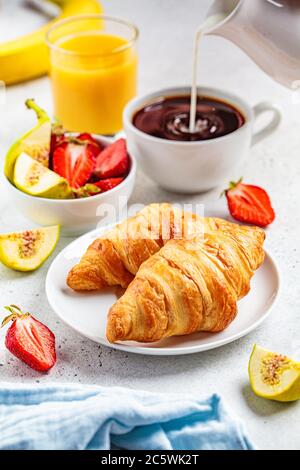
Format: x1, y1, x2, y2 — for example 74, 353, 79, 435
123, 86, 281, 193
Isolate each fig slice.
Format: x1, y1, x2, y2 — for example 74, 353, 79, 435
5, 99, 51, 183
249, 344, 300, 402
0, 226, 60, 272
13, 152, 72, 199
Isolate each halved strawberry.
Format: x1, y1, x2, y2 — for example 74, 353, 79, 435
94, 138, 128, 178
53, 141, 96, 189
94, 177, 124, 192
1, 305, 56, 372
224, 178, 275, 227
77, 133, 102, 158
50, 122, 66, 158
77, 133, 100, 146
50, 133, 65, 171
50, 132, 65, 153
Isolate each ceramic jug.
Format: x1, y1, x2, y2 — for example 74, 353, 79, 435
206, 0, 300, 88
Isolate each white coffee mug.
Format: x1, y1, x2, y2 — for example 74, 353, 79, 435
123, 86, 281, 193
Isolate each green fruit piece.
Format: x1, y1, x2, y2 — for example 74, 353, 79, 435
0, 226, 60, 272
5, 99, 51, 183
249, 344, 300, 402
13, 152, 73, 199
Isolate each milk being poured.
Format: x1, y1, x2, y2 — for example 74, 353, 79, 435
189, 12, 231, 133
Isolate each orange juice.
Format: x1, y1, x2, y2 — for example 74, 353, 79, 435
47, 17, 138, 135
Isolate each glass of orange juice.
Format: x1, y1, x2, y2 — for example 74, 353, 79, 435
46, 15, 138, 135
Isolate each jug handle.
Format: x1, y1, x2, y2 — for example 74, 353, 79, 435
251, 102, 282, 147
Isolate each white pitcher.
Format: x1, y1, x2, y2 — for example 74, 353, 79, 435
206, 0, 300, 88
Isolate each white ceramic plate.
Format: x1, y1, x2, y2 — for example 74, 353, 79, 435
46, 227, 280, 356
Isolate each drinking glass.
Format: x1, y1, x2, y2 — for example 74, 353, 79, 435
46, 15, 138, 135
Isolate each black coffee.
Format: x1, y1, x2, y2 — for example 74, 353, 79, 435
133, 95, 245, 142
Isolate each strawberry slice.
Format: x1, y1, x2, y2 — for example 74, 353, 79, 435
50, 132, 65, 154
77, 133, 102, 158
94, 177, 124, 192
77, 133, 101, 146
53, 141, 96, 189
1, 305, 56, 372
224, 178, 275, 227
94, 138, 128, 178
50, 122, 66, 159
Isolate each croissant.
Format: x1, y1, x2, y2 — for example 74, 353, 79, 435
106, 225, 265, 343
67, 203, 235, 291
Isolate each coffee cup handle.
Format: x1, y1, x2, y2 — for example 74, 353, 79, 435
251, 102, 282, 147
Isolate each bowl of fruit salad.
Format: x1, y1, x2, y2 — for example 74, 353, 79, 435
3, 100, 136, 235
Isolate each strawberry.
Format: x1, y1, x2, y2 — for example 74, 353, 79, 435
94, 177, 124, 192
94, 138, 128, 178
50, 122, 66, 157
50, 132, 65, 170
224, 178, 275, 227
77, 133, 102, 158
53, 141, 96, 189
1, 305, 56, 372
50, 132, 65, 154
77, 133, 101, 146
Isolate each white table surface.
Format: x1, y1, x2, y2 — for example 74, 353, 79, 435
1, 0, 300, 451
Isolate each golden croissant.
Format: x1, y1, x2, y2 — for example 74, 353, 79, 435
106, 225, 265, 343
67, 203, 236, 291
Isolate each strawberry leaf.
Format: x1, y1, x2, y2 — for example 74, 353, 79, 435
1, 305, 29, 327
1, 313, 17, 328
73, 184, 101, 198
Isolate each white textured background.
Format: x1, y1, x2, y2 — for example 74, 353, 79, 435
0, 0, 300, 450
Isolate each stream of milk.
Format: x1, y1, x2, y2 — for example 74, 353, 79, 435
189, 12, 231, 133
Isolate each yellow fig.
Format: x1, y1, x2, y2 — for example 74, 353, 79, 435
5, 99, 51, 183
249, 344, 300, 402
0, 226, 60, 272
13, 152, 72, 199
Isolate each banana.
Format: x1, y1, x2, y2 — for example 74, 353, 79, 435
0, 0, 103, 85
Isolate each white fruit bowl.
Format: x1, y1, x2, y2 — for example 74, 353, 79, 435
4, 136, 136, 236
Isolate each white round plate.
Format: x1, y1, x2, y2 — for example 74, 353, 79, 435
46, 226, 280, 356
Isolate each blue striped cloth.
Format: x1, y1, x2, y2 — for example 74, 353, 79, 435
0, 383, 254, 450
